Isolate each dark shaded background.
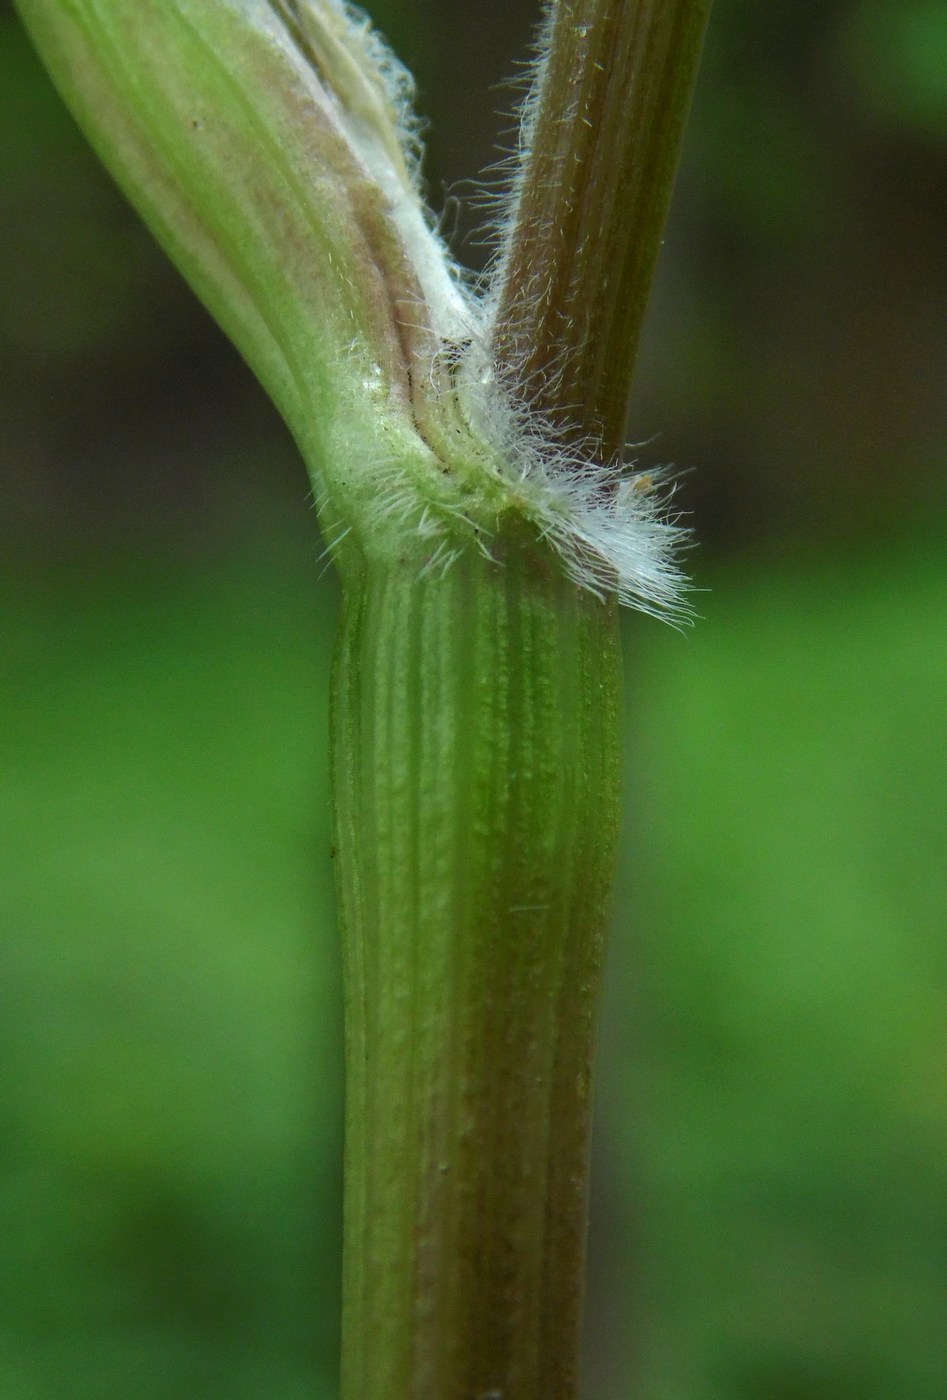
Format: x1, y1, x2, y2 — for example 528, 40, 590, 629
2, 1, 946, 1396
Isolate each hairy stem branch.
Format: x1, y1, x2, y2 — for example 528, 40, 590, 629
492, 0, 713, 459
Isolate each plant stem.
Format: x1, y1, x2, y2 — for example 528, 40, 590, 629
492, 0, 713, 458
13, 2, 711, 1391
332, 537, 621, 1399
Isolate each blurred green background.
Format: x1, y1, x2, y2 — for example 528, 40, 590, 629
2, 0, 946, 1396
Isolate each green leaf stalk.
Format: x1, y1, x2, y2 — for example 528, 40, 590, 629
13, 1, 711, 1394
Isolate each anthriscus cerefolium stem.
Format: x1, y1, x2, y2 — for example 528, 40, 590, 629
13, 0, 712, 1394
333, 537, 620, 1397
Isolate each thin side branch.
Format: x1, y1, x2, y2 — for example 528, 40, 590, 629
491, 0, 712, 460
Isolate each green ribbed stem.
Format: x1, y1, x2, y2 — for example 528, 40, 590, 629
332, 540, 621, 1399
